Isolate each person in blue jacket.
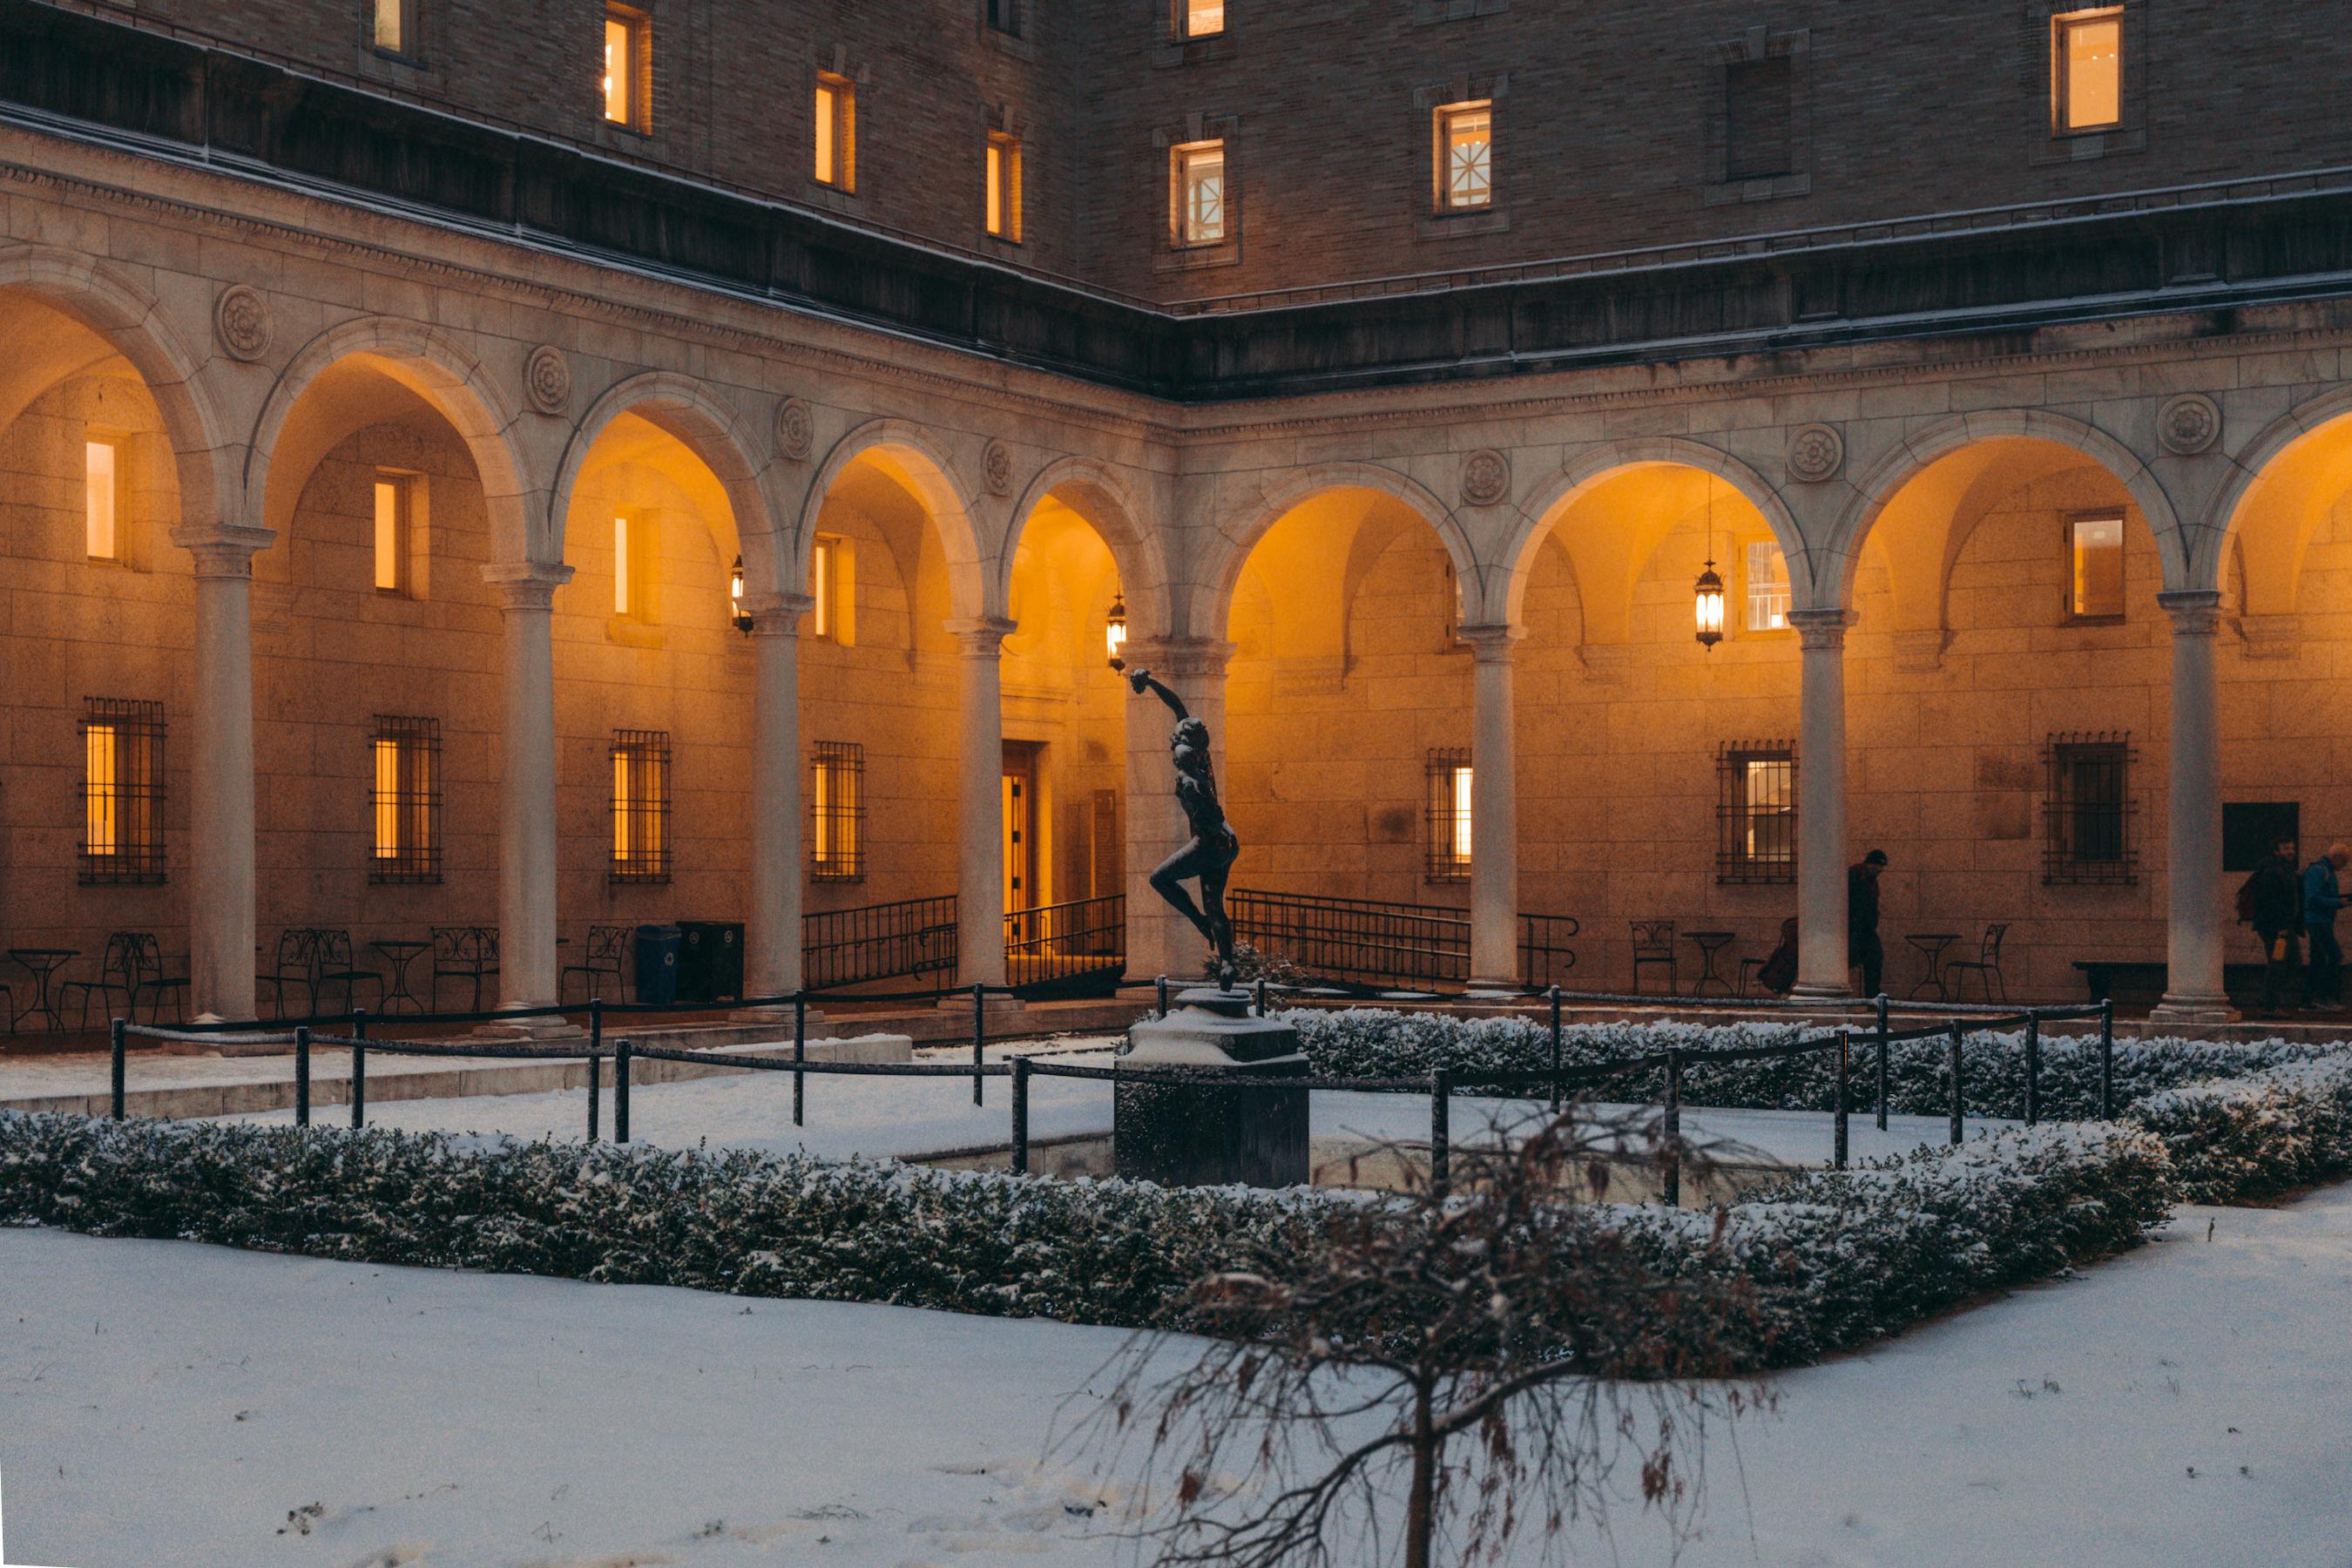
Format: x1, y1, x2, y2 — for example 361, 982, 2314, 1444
2303, 843, 2350, 1010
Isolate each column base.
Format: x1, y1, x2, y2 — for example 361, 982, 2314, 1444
1788, 982, 1859, 1003
937, 994, 1026, 1014
728, 1004, 826, 1030
1464, 979, 1529, 1001
2150, 993, 2234, 1027
476, 1011, 587, 1042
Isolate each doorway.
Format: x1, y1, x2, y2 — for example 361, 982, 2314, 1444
1002, 741, 1042, 914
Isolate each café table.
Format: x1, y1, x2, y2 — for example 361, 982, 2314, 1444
1682, 930, 1738, 997
1906, 933, 1962, 1001
370, 938, 433, 1015
10, 948, 80, 1032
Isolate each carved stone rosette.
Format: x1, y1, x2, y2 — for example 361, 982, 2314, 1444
1459, 449, 1511, 507
1786, 422, 1845, 483
774, 397, 814, 461
524, 344, 571, 416
981, 438, 1016, 497
213, 284, 273, 362
2159, 393, 2221, 456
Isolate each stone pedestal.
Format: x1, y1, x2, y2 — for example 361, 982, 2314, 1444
1114, 987, 1308, 1188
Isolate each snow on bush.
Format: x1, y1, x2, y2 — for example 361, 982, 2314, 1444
2126, 1053, 2352, 1204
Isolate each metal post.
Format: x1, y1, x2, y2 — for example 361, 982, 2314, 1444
351, 1009, 368, 1131
1664, 1046, 1684, 1208
615, 1039, 632, 1145
1947, 1022, 1964, 1147
1835, 1029, 1850, 1171
1548, 985, 1564, 1112
294, 1026, 311, 1128
1156, 974, 1169, 1019
585, 1049, 600, 1144
588, 996, 603, 1062
971, 982, 986, 1108
1011, 1055, 1031, 1175
793, 990, 807, 1129
1429, 1066, 1452, 1197
2024, 1013, 2041, 1127
2099, 998, 2115, 1119
1254, 977, 1268, 1017
1875, 993, 1890, 1132
109, 1017, 125, 1120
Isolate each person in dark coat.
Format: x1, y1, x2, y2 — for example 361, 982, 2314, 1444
2302, 842, 2349, 1010
1848, 848, 1889, 997
2248, 837, 2303, 1018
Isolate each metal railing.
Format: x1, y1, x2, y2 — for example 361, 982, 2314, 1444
1230, 889, 1580, 991
1004, 894, 1125, 997
801, 896, 959, 994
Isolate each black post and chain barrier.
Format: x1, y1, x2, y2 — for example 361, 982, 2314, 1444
294, 1026, 311, 1128
1948, 1022, 1965, 1147
109, 1017, 125, 1121
1875, 993, 1891, 1132
350, 1008, 368, 1131
615, 1039, 632, 1145
585, 1048, 600, 1145
1011, 1055, 1031, 1175
1663, 1046, 1684, 1207
1548, 985, 1564, 1112
2024, 1013, 2041, 1127
970, 983, 987, 1107
1834, 1028, 1850, 1172
793, 991, 808, 1128
2099, 997, 2116, 1119
1429, 1065, 1452, 1197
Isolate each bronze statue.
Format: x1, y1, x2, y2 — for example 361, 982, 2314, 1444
1128, 666, 1240, 986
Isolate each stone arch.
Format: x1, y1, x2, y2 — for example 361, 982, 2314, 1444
1000, 456, 1167, 639
1200, 462, 1479, 640
2199, 387, 2352, 614
551, 371, 784, 595
794, 418, 990, 618
0, 243, 234, 535
245, 316, 537, 564
1827, 409, 2186, 609
1498, 437, 1806, 634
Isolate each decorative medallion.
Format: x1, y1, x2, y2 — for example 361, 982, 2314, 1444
2159, 393, 2221, 456
1786, 422, 1845, 483
982, 437, 1016, 497
774, 396, 814, 462
1459, 449, 1511, 507
523, 344, 571, 416
213, 284, 273, 362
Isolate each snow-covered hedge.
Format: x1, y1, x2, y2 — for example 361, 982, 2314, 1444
2125, 1053, 2352, 1204
1619, 1123, 2173, 1368
1281, 1007, 2352, 1123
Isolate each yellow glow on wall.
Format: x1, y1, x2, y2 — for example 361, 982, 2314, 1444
84, 439, 117, 560
2058, 10, 2121, 131
84, 723, 117, 856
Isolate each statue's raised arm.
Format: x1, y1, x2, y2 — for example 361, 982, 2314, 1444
1125, 666, 1241, 987
1126, 666, 1191, 723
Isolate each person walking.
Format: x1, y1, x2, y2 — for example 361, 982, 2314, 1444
2243, 836, 2303, 1019
2303, 842, 2349, 1011
1848, 848, 1889, 998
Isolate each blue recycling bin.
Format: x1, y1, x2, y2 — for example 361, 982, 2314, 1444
632, 924, 682, 1006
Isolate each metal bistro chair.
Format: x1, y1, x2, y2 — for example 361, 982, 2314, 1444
1943, 923, 2012, 1004
561, 923, 631, 1004
59, 932, 145, 1029
310, 929, 385, 1017
431, 925, 501, 1013
1629, 920, 1678, 997
256, 929, 321, 1020
132, 933, 190, 1024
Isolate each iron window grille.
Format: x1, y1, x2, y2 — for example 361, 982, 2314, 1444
2044, 732, 2137, 884
1717, 741, 1797, 884
368, 715, 443, 884
1425, 748, 1473, 884
812, 740, 867, 883
79, 697, 166, 884
610, 729, 672, 883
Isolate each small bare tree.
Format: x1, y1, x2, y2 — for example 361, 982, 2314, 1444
1070, 1104, 1767, 1568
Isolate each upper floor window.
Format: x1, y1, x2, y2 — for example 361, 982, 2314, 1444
1178, 0, 1226, 39
614, 511, 652, 618
1745, 540, 1789, 632
985, 132, 1024, 241
611, 729, 672, 883
82, 698, 166, 885
809, 533, 855, 643
1434, 101, 1492, 213
2053, 8, 2122, 132
370, 715, 443, 883
1725, 56, 1794, 179
815, 74, 856, 190
1425, 748, 1472, 883
84, 438, 118, 561
1174, 140, 1227, 246
2068, 513, 2125, 620
370, 0, 417, 55
373, 471, 413, 595
986, 0, 1020, 37
603, 3, 649, 132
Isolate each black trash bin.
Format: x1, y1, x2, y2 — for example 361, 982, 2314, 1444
676, 921, 745, 1005
632, 924, 683, 1006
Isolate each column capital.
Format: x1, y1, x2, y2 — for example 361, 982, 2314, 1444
1788, 607, 1858, 651
170, 522, 274, 578
481, 560, 576, 611
2157, 588, 2224, 636
945, 614, 1019, 657
741, 591, 816, 638
1122, 635, 1234, 682
1456, 622, 1524, 662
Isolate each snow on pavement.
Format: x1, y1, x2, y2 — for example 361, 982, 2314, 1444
6, 1183, 2352, 1566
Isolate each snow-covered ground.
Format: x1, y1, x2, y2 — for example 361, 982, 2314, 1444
5, 1181, 2352, 1567
214, 1041, 2003, 1168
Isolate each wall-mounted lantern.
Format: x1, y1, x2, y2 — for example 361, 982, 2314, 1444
730, 555, 753, 635
1693, 480, 1724, 651
1105, 585, 1129, 671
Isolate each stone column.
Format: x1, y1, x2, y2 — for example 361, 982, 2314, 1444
483, 562, 574, 1016
1122, 637, 1233, 983
173, 523, 273, 1022
948, 617, 1017, 989
1459, 625, 1524, 990
2153, 590, 2231, 1024
744, 592, 815, 1000
1788, 609, 1855, 1000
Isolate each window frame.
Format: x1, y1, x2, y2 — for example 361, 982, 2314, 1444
2043, 732, 2138, 885
368, 0, 421, 59
984, 130, 1024, 243
1172, 139, 1228, 248
1716, 741, 1797, 886
1723, 53, 1795, 182
603, 2, 650, 133
1432, 99, 1494, 215
610, 729, 673, 884
985, 0, 1021, 37
84, 435, 121, 563
814, 72, 857, 192
1175, 0, 1227, 41
1424, 747, 1473, 885
811, 740, 868, 883
79, 698, 166, 886
2051, 6, 2125, 136
808, 533, 855, 644
1742, 537, 1791, 634
2065, 510, 2128, 624
368, 715, 443, 884
373, 470, 415, 597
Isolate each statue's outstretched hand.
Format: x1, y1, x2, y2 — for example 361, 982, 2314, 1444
1126, 667, 1152, 693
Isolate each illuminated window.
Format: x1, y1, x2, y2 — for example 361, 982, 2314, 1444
611, 730, 672, 883
2069, 513, 2126, 619
81, 699, 165, 885
985, 132, 1024, 242
1718, 743, 1796, 884
814, 74, 856, 189
373, 472, 412, 594
812, 740, 866, 882
1435, 102, 1492, 213
1725, 56, 1794, 179
1178, 0, 1225, 38
2054, 8, 2122, 132
369, 716, 442, 883
613, 511, 652, 618
809, 533, 854, 643
603, 3, 648, 131
1425, 748, 1472, 883
371, 0, 416, 55
84, 438, 118, 560
1744, 540, 1790, 632
1174, 141, 1226, 247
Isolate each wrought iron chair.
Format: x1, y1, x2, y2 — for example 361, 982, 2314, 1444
431, 926, 500, 1012
1943, 923, 2011, 1003
59, 932, 145, 1028
131, 933, 190, 1024
310, 929, 386, 1017
256, 929, 321, 1020
560, 923, 631, 1003
1629, 919, 1678, 996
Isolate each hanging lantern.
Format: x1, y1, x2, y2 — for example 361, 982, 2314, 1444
1693, 559, 1726, 649
1105, 585, 1129, 671
729, 555, 753, 635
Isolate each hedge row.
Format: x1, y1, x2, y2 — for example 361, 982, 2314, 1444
2126, 1052, 2352, 1203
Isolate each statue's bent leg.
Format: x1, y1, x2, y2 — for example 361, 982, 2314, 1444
1150, 837, 1220, 946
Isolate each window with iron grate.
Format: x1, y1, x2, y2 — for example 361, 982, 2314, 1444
1425, 748, 1473, 884
611, 729, 672, 883
2044, 733, 2136, 884
812, 741, 866, 882
369, 715, 443, 884
1717, 741, 1796, 884
80, 698, 166, 884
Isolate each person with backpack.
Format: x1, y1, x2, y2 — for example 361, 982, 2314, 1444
2303, 842, 2350, 1011
2239, 836, 2304, 1018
